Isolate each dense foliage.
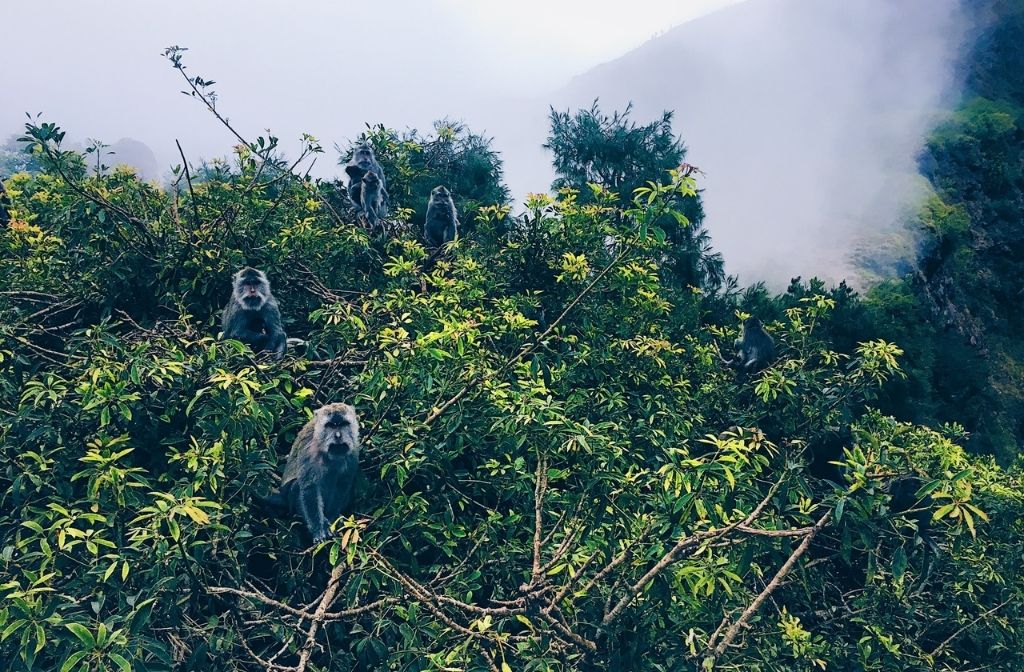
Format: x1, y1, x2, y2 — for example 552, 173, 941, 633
546, 102, 725, 293
337, 120, 510, 234
0, 27, 1023, 672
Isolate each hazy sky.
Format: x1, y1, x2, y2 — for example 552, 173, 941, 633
0, 0, 742, 168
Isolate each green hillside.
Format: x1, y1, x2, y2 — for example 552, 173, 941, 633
1, 15, 1023, 672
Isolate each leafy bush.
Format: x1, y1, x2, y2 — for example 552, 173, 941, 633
0, 55, 1022, 672
337, 120, 510, 235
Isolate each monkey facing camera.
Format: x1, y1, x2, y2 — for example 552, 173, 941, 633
261, 403, 361, 544
344, 143, 388, 226
424, 185, 459, 249
220, 267, 288, 360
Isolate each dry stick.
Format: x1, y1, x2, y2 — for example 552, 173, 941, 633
369, 552, 490, 640
175, 139, 200, 230
294, 561, 348, 672
599, 526, 730, 631
735, 524, 815, 537
237, 624, 296, 672
10, 334, 75, 365
926, 598, 1013, 658
209, 584, 318, 620
540, 524, 583, 576
705, 510, 833, 663
542, 608, 598, 652
545, 551, 602, 611
571, 531, 648, 608
207, 583, 393, 623
531, 453, 549, 585
430, 530, 491, 585
0, 290, 59, 299
539, 498, 588, 574
304, 358, 368, 368
479, 648, 502, 672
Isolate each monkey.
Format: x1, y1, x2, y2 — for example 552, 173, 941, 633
424, 185, 458, 249
359, 169, 385, 231
722, 316, 775, 372
344, 143, 387, 212
261, 403, 361, 543
221, 267, 288, 360
0, 179, 11, 226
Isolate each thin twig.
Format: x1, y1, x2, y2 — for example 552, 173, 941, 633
926, 598, 1013, 657
175, 139, 200, 230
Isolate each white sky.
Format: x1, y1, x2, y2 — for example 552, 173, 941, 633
442, 0, 746, 84
0, 0, 743, 150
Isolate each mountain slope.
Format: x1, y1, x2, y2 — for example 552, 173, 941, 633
551, 0, 968, 284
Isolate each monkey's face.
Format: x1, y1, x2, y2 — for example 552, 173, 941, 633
354, 146, 374, 164
431, 186, 451, 201
315, 404, 360, 459
362, 172, 380, 188
743, 316, 762, 331
234, 269, 269, 311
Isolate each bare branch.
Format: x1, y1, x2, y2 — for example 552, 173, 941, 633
705, 510, 832, 664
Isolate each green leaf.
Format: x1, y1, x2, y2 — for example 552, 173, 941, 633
65, 623, 94, 648
891, 547, 907, 581
108, 652, 132, 672
932, 503, 956, 521
60, 650, 88, 672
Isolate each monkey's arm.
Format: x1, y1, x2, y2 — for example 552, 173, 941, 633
298, 483, 329, 543
336, 465, 359, 514
262, 305, 288, 359
224, 311, 270, 347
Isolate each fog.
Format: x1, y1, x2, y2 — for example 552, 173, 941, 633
539, 0, 972, 285
0, 0, 971, 286
0, 0, 738, 173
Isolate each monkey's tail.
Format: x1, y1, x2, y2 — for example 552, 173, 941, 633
712, 340, 734, 367
253, 490, 289, 515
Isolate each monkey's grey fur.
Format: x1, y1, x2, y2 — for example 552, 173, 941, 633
360, 170, 385, 230
344, 143, 388, 214
729, 316, 775, 372
221, 267, 287, 360
263, 403, 361, 543
424, 185, 458, 249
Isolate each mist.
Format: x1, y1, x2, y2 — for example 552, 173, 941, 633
1, 0, 971, 287
521, 0, 973, 285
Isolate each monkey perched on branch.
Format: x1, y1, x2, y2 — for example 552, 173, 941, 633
424, 185, 458, 249
344, 143, 388, 223
220, 267, 288, 360
360, 170, 385, 231
261, 403, 361, 544
721, 316, 775, 372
